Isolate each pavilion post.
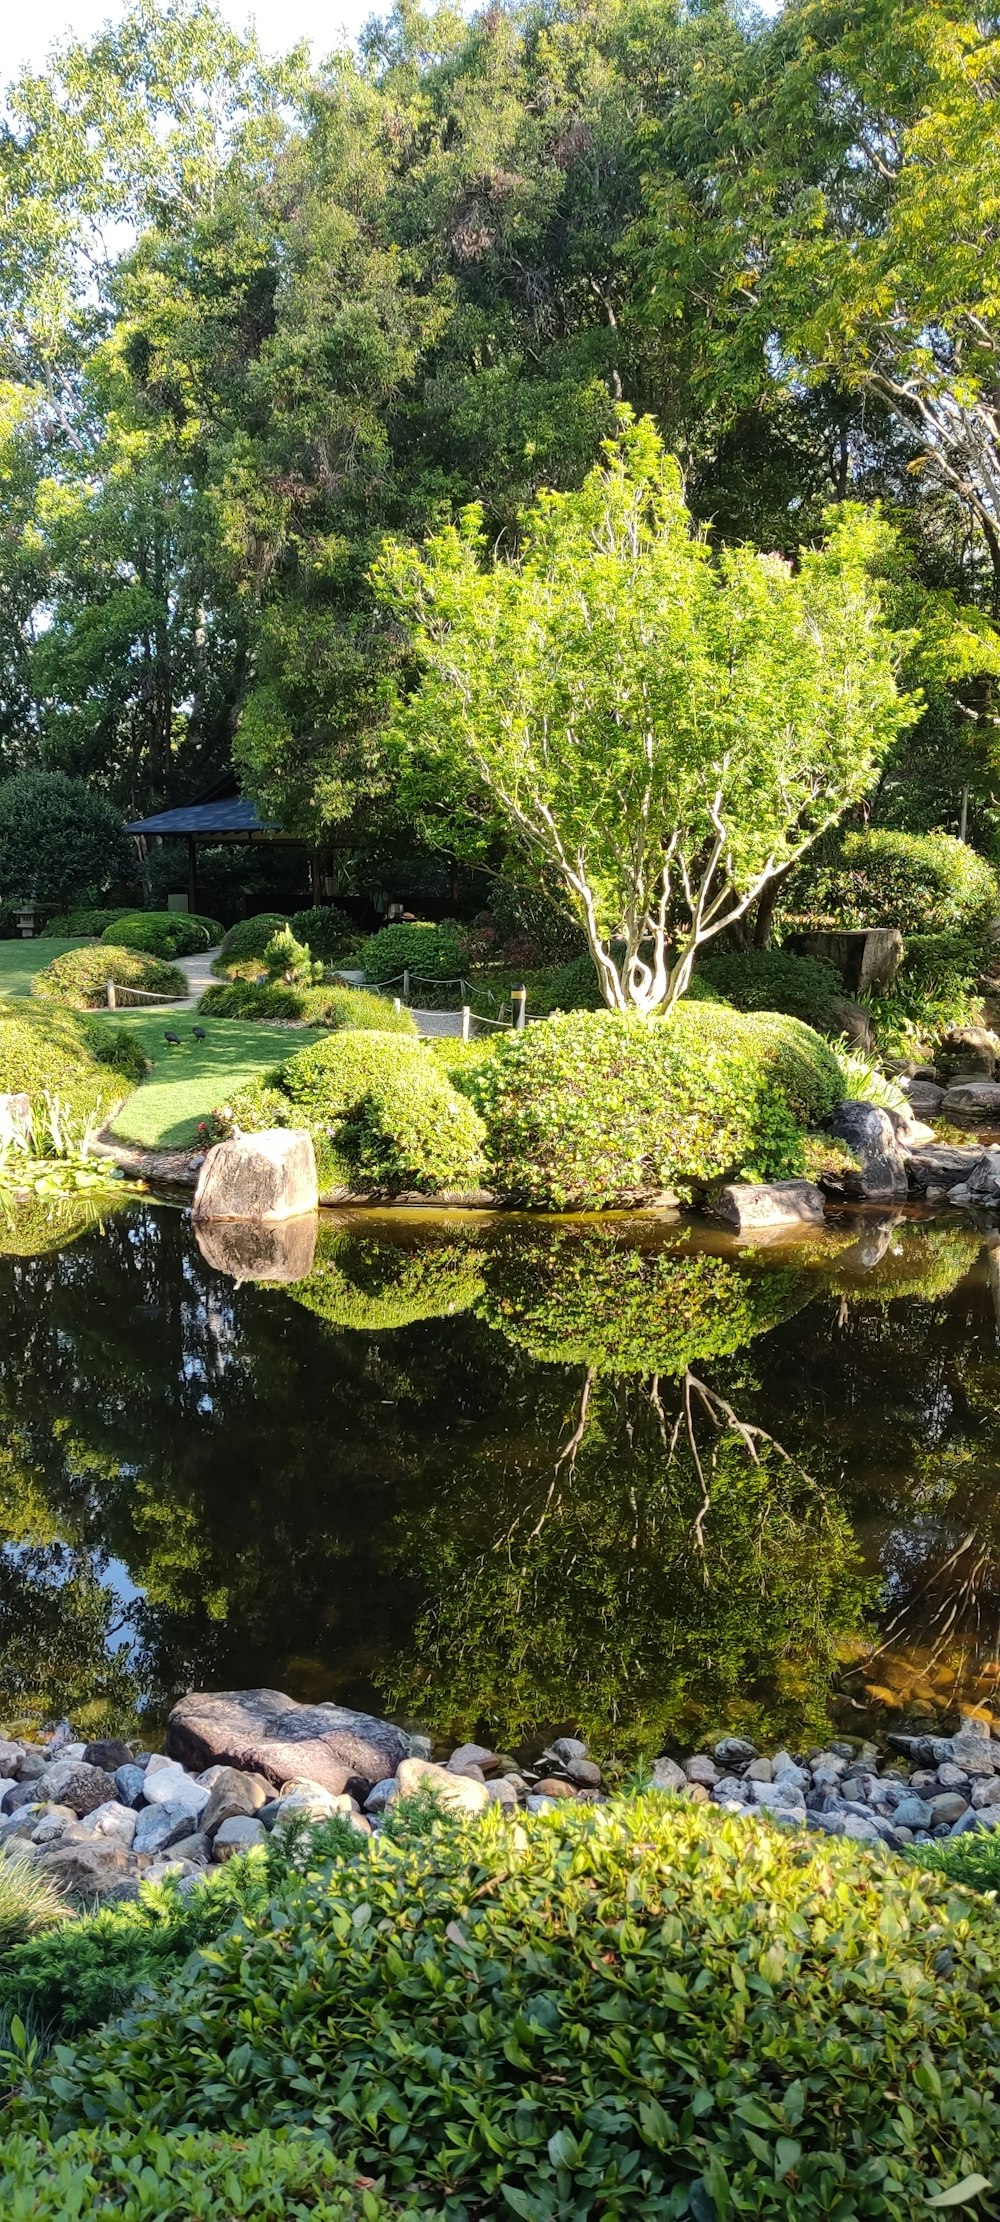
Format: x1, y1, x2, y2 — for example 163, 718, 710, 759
187, 836, 197, 913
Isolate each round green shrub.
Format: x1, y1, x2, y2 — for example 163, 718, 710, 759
692, 947, 843, 1030
0, 772, 131, 911
361, 919, 467, 985
0, 999, 131, 1124
288, 905, 356, 960
291, 1227, 485, 1331
307, 985, 416, 1033
101, 911, 222, 959
216, 1030, 485, 1193
803, 829, 1000, 934
27, 1797, 1000, 2216
465, 1003, 843, 1208
32, 945, 186, 1010
40, 907, 132, 938
215, 913, 290, 973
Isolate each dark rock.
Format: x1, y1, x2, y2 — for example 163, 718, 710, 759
193, 1213, 318, 1283
949, 1148, 1000, 1209
787, 927, 903, 996
82, 1740, 133, 1774
941, 1080, 1000, 1124
713, 1736, 757, 1768
829, 997, 875, 1051
166, 1688, 408, 1797
710, 1180, 826, 1235
906, 1143, 984, 1190
2, 1782, 41, 1815
192, 1132, 318, 1224
42, 1760, 118, 1816
821, 1101, 909, 1201
938, 1027, 998, 1082
114, 1763, 146, 1807
899, 1080, 944, 1116
211, 1815, 268, 1861
33, 1839, 130, 1900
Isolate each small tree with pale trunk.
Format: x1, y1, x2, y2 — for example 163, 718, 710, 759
375, 416, 916, 1017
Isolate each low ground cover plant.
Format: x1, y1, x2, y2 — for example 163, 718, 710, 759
100, 912, 222, 959
15, 1797, 1000, 2218
31, 946, 186, 1010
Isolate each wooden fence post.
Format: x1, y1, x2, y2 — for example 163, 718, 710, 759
107, 980, 116, 1011
461, 1005, 471, 1042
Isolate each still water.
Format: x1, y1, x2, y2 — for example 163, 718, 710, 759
1, 1196, 998, 1763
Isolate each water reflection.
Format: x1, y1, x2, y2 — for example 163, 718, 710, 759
0, 1198, 994, 1760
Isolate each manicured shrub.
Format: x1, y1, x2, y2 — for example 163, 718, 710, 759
215, 1030, 486, 1193
801, 829, 1000, 934
31, 945, 186, 1010
198, 980, 418, 1031
464, 1003, 843, 1208
40, 908, 132, 938
288, 905, 356, 959
0, 772, 131, 911
215, 913, 290, 973
0, 999, 133, 1124
361, 919, 466, 985
311, 987, 417, 1034
199, 978, 308, 1021
101, 911, 223, 958
0, 2126, 384, 2219
691, 947, 844, 1030
26, 1798, 1000, 2216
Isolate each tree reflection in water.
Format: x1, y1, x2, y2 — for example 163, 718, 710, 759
0, 1200, 992, 1758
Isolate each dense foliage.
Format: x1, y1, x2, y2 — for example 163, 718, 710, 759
18, 1799, 1000, 2218
218, 1030, 486, 1193
799, 831, 1000, 934
288, 907, 357, 960
215, 916, 291, 973
691, 949, 844, 1031
0, 775, 130, 912
0, 2127, 388, 2220
200, 980, 417, 1031
40, 909, 132, 937
362, 923, 467, 987
100, 912, 223, 958
31, 946, 186, 1010
462, 1005, 843, 1208
0, 1000, 136, 1123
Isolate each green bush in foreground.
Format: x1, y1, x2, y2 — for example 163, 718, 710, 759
465, 1004, 842, 1207
31, 945, 186, 1011
215, 913, 290, 972
22, 1798, 1000, 2218
100, 911, 222, 959
220, 1031, 485, 1193
0, 2126, 398, 2220
0, 1000, 132, 1124
691, 947, 844, 1032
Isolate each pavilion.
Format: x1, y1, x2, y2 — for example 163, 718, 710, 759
125, 772, 311, 911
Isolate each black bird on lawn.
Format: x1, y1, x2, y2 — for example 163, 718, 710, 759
163, 1029, 182, 1046
192, 1025, 206, 1041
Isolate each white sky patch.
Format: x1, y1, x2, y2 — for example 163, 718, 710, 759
1, 0, 374, 83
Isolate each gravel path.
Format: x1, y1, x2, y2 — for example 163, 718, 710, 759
174, 946, 222, 1008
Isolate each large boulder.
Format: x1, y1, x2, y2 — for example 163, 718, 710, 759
941, 1080, 1000, 1125
821, 1101, 909, 1201
905, 1143, 983, 1191
709, 1180, 825, 1234
194, 1213, 317, 1283
938, 1027, 998, 1083
949, 1147, 1000, 1210
166, 1689, 408, 1795
33, 1838, 131, 1900
899, 1078, 944, 1117
192, 1131, 318, 1224
788, 927, 903, 996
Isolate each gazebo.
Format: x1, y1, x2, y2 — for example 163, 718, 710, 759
125, 773, 310, 911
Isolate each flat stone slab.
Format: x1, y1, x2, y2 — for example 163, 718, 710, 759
193, 1130, 318, 1224
906, 1143, 984, 1188
941, 1081, 1000, 1124
166, 1688, 408, 1795
710, 1180, 825, 1233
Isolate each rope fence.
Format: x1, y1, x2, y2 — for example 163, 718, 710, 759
105, 980, 187, 1009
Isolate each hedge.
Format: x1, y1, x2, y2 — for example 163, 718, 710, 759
0, 2127, 393, 2220
691, 947, 844, 1031
31, 946, 186, 1010
0, 999, 136, 1125
463, 1003, 843, 1208
802, 829, 1000, 934
361, 921, 466, 986
100, 911, 222, 959
215, 914, 290, 973
216, 1031, 485, 1193
288, 905, 357, 960
199, 981, 418, 1032
40, 908, 132, 938
23, 1797, 1000, 2218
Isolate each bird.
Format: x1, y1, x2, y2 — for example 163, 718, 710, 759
163, 1029, 182, 1046
192, 1026, 206, 1041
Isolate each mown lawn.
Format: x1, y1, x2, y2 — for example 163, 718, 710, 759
90, 1009, 324, 1148
0, 937, 82, 997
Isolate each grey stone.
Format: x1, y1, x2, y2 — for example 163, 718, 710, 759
935, 1763, 971, 1791
2, 1783, 41, 1815
551, 1737, 587, 1764
939, 1027, 998, 1082
142, 1763, 210, 1822
447, 1743, 498, 1775
712, 1775, 750, 1804
822, 1101, 909, 1201
33, 1838, 130, 1900
193, 1130, 318, 1223
273, 1784, 357, 1825
165, 1830, 210, 1866
744, 1758, 773, 1783
893, 1796, 934, 1831
134, 1801, 201, 1857
650, 1756, 687, 1794
39, 1761, 118, 1817
710, 1180, 825, 1234
29, 1806, 77, 1845
907, 1143, 983, 1190
79, 1801, 138, 1848
714, 1737, 756, 1768
212, 1815, 268, 1862
941, 1081, 1000, 1124
900, 1080, 944, 1116
929, 1792, 969, 1827
200, 1767, 270, 1837
166, 1688, 407, 1797
684, 1755, 719, 1787
114, 1764, 147, 1807
0, 1742, 25, 1775
566, 1757, 603, 1787
525, 1795, 557, 1814
772, 1753, 809, 1790
487, 1776, 520, 1809
951, 1737, 996, 1780
841, 1814, 881, 1842
972, 1778, 1000, 1809
395, 1757, 489, 1814
363, 1778, 398, 1815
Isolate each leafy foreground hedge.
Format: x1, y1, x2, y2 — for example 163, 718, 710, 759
0, 999, 141, 1123
464, 1004, 843, 1208
16, 1798, 1000, 2219
100, 911, 222, 958
362, 920, 467, 985
219, 1031, 486, 1194
31, 945, 186, 1010
0, 2126, 395, 2220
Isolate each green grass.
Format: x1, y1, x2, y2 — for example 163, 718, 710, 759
91, 1010, 325, 1149
0, 939, 84, 997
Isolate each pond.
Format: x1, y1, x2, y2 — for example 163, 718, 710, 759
1, 1195, 998, 1764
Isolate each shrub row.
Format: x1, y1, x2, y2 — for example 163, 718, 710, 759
31, 945, 186, 1010
100, 911, 222, 958
200, 980, 418, 1032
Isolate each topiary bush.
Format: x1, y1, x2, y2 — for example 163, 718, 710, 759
288, 905, 357, 960
40, 908, 132, 938
798, 829, 1000, 934
215, 1030, 486, 1193
691, 947, 844, 1030
198, 978, 309, 1021
31, 945, 186, 1010
361, 920, 467, 985
214, 914, 290, 974
100, 911, 222, 959
463, 1003, 843, 1208
0, 999, 136, 1125
23, 1797, 1000, 2217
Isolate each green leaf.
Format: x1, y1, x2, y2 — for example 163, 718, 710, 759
926, 2181, 992, 2209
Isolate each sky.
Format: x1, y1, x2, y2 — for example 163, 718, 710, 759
0, 0, 373, 82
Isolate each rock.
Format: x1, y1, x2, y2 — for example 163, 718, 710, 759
939, 1027, 998, 1082
929, 1792, 969, 1828
525, 1794, 557, 1814
82, 1740, 133, 1774
534, 1777, 576, 1799
972, 1778, 1000, 1809
712, 1775, 751, 1804
949, 1147, 1000, 1209
273, 1783, 357, 1824
30, 1806, 78, 1844
744, 1758, 773, 1783
447, 1744, 498, 1776
363, 1778, 398, 1815
650, 1756, 687, 1794
841, 1814, 881, 1842
551, 1737, 587, 1764
212, 1815, 268, 1862
41, 1761, 118, 1817
893, 1796, 934, 1831
167, 1689, 407, 1797
822, 1102, 909, 1201
788, 927, 903, 996
829, 997, 875, 1051
193, 1130, 318, 1224
751, 1780, 805, 1813
684, 1755, 719, 1788
200, 1767, 270, 1837
142, 1764, 210, 1823
936, 1762, 971, 1790
194, 1211, 319, 1283
114, 1763, 147, 1807
941, 1080, 1000, 1124
79, 1801, 138, 1847
0, 1092, 31, 1148
714, 1737, 756, 1768
134, 1801, 203, 1857
908, 1145, 986, 1194
566, 1757, 603, 1787
710, 1180, 826, 1234
900, 1080, 944, 1116
33, 1839, 129, 1899
167, 1831, 211, 1865
395, 1757, 489, 1814
0, 1742, 25, 1775
2, 1783, 42, 1816
487, 1776, 520, 1808
13, 1752, 45, 1784
685, 1781, 711, 1804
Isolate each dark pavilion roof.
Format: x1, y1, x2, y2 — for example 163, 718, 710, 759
125, 796, 278, 838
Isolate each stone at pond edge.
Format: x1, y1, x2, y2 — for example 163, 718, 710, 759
395, 1757, 489, 1814
821, 1102, 909, 1202
941, 1080, 1000, 1124
40, 1761, 118, 1817
192, 1130, 318, 1225
82, 1739, 133, 1774
194, 1212, 318, 1284
949, 1148, 1000, 1209
709, 1180, 826, 1234
905, 1143, 983, 1190
212, 1815, 268, 1861
166, 1688, 408, 1796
